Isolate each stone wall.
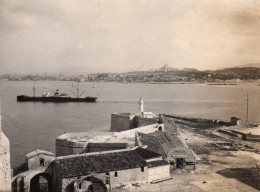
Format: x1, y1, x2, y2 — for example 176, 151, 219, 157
110, 113, 136, 132
61, 167, 148, 192
27, 154, 54, 170
111, 113, 159, 132
56, 139, 85, 157
86, 143, 128, 153
148, 165, 170, 182
116, 124, 159, 138
161, 115, 178, 135
0, 104, 11, 192
109, 167, 148, 186
136, 116, 158, 127
0, 131, 11, 192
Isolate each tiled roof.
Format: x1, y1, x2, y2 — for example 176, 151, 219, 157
138, 132, 196, 161
81, 143, 128, 154
54, 150, 148, 178
134, 147, 161, 160
148, 160, 169, 168
138, 132, 167, 157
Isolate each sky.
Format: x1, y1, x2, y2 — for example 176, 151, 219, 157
1, 0, 260, 73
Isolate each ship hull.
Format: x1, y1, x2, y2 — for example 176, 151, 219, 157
17, 95, 97, 102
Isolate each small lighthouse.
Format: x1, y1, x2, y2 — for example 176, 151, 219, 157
138, 97, 144, 116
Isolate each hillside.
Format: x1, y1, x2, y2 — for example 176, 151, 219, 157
214, 67, 260, 80
234, 63, 260, 68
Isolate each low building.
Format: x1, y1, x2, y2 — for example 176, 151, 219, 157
136, 131, 197, 169
25, 149, 55, 170
54, 148, 149, 191
230, 117, 242, 125
12, 147, 170, 192
135, 147, 171, 182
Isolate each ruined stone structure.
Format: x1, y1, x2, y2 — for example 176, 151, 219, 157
0, 104, 12, 192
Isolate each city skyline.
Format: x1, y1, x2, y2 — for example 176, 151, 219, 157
1, 0, 260, 73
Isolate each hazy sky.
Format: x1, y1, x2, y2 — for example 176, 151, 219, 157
1, 0, 260, 73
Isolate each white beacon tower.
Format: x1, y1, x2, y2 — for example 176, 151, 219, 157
138, 97, 144, 116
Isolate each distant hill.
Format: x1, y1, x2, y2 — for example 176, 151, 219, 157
213, 67, 260, 80
233, 63, 260, 68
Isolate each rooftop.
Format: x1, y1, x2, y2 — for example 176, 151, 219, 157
25, 149, 54, 159
134, 147, 162, 160
54, 148, 148, 178
57, 132, 136, 146
148, 160, 169, 168
138, 131, 196, 161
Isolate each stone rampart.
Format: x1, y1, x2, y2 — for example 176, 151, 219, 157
86, 143, 128, 153
0, 131, 11, 192
116, 124, 159, 138
56, 139, 85, 157
110, 113, 136, 132
0, 104, 11, 192
136, 116, 158, 127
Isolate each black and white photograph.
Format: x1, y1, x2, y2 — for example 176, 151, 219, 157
1, 0, 260, 191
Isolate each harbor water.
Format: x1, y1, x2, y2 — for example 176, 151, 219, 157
0, 81, 260, 168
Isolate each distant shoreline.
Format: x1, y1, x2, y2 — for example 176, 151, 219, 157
2, 79, 260, 85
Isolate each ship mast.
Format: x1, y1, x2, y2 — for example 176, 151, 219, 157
77, 82, 79, 98
71, 81, 85, 98
33, 81, 36, 97
246, 93, 249, 124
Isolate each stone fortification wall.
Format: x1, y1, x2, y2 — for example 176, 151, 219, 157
56, 124, 159, 157
161, 115, 178, 135
0, 131, 11, 192
136, 116, 158, 127
86, 143, 128, 153
0, 105, 11, 192
116, 124, 159, 138
110, 113, 136, 132
27, 154, 54, 170
56, 139, 85, 157
111, 113, 159, 132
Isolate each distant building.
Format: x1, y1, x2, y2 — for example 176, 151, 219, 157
230, 117, 241, 125
25, 149, 55, 170
183, 68, 198, 72
159, 64, 178, 72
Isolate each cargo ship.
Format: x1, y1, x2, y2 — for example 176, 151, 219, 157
17, 83, 97, 102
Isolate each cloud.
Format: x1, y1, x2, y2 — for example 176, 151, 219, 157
1, 0, 260, 73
